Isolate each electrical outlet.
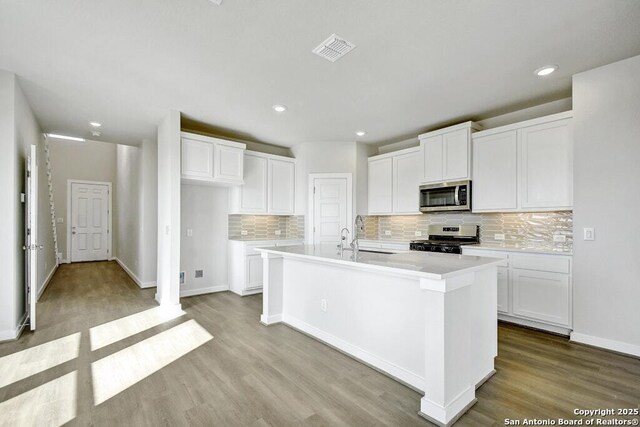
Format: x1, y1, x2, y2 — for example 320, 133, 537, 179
583, 228, 595, 241
415, 231, 422, 237
241, 230, 248, 236
57, 217, 63, 223
384, 230, 391, 236
553, 234, 567, 243
195, 270, 203, 278
494, 233, 505, 241
275, 230, 281, 236
179, 271, 185, 285
57, 252, 62, 260
186, 228, 193, 237
320, 299, 327, 312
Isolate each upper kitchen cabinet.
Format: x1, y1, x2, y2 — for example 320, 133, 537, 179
368, 147, 421, 215
472, 111, 573, 213
419, 122, 482, 184
181, 132, 245, 186
229, 151, 296, 215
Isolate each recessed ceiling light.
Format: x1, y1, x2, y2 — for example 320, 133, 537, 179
89, 121, 102, 127
92, 131, 101, 137
46, 133, 86, 142
356, 131, 366, 137
535, 65, 558, 77
272, 104, 287, 113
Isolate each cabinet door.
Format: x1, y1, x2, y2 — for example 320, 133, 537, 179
519, 119, 573, 209
472, 130, 518, 211
421, 135, 443, 183
240, 154, 268, 213
368, 157, 393, 214
443, 128, 470, 181
214, 144, 244, 183
269, 159, 295, 214
393, 150, 421, 214
245, 254, 263, 290
497, 267, 510, 314
181, 138, 214, 179
512, 269, 570, 326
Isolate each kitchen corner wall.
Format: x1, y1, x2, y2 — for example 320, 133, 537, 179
228, 215, 305, 240
359, 211, 573, 252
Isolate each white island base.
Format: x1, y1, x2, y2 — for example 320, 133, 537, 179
257, 245, 501, 426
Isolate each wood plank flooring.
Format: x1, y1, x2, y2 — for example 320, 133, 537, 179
0, 261, 638, 426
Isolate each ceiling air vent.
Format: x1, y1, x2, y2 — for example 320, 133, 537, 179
312, 34, 356, 62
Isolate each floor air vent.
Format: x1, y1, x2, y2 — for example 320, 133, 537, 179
312, 34, 356, 62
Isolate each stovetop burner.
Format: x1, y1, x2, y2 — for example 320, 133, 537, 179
410, 225, 479, 254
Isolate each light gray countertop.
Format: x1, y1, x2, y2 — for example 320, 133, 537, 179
464, 244, 573, 256
256, 244, 503, 280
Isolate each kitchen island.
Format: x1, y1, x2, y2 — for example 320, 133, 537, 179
256, 244, 503, 426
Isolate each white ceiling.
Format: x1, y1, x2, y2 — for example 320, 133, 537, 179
1, 0, 640, 147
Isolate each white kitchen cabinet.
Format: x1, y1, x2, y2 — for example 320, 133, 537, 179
419, 122, 481, 184
519, 118, 573, 210
512, 269, 570, 326
228, 239, 304, 296
181, 132, 245, 186
472, 112, 573, 213
268, 158, 296, 215
392, 149, 422, 214
461, 246, 572, 333
472, 130, 518, 211
368, 156, 393, 214
368, 147, 420, 215
229, 151, 296, 215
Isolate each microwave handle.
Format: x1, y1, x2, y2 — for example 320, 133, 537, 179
454, 186, 460, 206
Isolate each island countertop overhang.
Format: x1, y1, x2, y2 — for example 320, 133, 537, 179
255, 244, 503, 281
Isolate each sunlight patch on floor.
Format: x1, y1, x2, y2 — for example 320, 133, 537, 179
91, 319, 213, 405
89, 305, 185, 351
0, 371, 77, 427
0, 333, 80, 389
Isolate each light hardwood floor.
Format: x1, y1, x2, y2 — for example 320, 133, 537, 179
0, 261, 638, 426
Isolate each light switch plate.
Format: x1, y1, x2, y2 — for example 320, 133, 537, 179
384, 230, 391, 236
553, 235, 567, 243
241, 230, 248, 236
415, 231, 422, 237
583, 228, 595, 241
57, 217, 64, 223
494, 233, 505, 241
186, 228, 193, 237
275, 230, 281, 236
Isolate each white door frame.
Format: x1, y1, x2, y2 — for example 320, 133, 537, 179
307, 173, 353, 245
66, 179, 113, 263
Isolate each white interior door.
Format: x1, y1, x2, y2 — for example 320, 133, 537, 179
70, 182, 110, 262
25, 145, 38, 330
312, 178, 348, 245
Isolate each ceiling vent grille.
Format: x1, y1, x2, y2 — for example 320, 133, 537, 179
312, 34, 356, 62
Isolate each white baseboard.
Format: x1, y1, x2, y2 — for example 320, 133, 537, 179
282, 313, 425, 392
37, 264, 58, 301
114, 258, 156, 289
498, 314, 571, 336
180, 285, 228, 298
570, 332, 640, 358
0, 312, 28, 342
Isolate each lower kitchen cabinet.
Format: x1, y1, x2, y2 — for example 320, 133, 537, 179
462, 247, 572, 334
228, 239, 304, 296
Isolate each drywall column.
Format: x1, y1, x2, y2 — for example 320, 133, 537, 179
139, 139, 158, 286
156, 111, 181, 307
571, 55, 640, 356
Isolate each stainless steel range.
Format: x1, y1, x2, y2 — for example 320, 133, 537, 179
409, 225, 479, 254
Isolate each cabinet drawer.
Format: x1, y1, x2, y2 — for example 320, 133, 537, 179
510, 254, 570, 274
462, 248, 509, 267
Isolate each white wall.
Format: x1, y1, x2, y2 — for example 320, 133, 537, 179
156, 110, 181, 306
139, 139, 158, 284
180, 185, 229, 296
0, 71, 54, 340
116, 145, 141, 282
571, 55, 640, 356
48, 139, 117, 261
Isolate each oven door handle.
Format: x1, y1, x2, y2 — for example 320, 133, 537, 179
454, 186, 460, 206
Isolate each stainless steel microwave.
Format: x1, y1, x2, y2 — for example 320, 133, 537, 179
419, 180, 471, 213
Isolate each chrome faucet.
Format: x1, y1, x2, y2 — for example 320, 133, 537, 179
338, 227, 350, 252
